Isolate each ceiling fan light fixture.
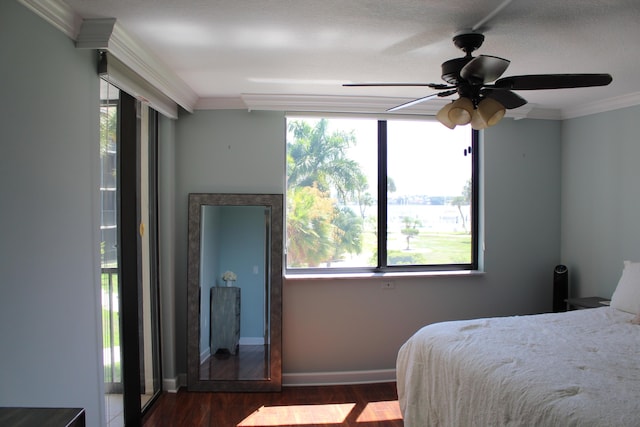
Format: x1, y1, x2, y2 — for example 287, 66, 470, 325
448, 97, 474, 125
470, 109, 488, 130
477, 97, 506, 126
436, 102, 456, 129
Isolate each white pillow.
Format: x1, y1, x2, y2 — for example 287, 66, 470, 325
610, 261, 640, 314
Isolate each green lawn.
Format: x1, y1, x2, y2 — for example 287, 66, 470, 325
361, 228, 472, 265
101, 272, 121, 382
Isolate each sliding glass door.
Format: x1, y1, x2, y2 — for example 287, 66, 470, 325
100, 79, 161, 426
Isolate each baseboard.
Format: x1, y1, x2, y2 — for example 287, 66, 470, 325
165, 369, 396, 390
163, 373, 187, 393
283, 369, 396, 387
239, 337, 265, 345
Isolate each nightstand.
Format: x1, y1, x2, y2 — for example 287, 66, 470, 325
211, 286, 241, 355
566, 296, 610, 310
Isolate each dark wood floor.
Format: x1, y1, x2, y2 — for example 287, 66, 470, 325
143, 382, 403, 426
200, 345, 269, 380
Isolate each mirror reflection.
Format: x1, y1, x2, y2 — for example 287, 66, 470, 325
187, 193, 282, 392
198, 205, 270, 381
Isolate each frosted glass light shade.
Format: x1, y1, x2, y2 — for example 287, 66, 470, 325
478, 97, 506, 126
436, 103, 456, 129
448, 97, 474, 125
471, 109, 488, 130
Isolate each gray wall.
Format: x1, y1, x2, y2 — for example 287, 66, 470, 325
0, 1, 104, 425
172, 111, 563, 380
561, 105, 640, 298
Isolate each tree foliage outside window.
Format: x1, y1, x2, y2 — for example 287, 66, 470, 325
286, 119, 370, 267
286, 116, 477, 272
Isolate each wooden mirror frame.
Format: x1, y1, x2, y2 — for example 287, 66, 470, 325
186, 193, 283, 391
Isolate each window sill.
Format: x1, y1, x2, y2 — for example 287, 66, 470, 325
284, 269, 485, 281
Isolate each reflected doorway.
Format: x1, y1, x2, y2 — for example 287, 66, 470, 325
197, 204, 270, 381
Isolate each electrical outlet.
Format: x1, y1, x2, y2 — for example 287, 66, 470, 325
381, 281, 395, 290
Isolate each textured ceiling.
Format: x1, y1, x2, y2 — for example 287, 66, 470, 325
64, 0, 640, 115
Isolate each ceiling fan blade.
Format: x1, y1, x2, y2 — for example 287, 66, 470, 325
344, 82, 454, 90
460, 55, 510, 84
494, 73, 612, 90
387, 89, 457, 112
481, 88, 527, 109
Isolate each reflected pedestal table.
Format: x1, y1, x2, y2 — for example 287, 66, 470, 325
211, 286, 241, 355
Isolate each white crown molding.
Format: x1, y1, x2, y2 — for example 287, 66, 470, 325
235, 94, 565, 121
75, 18, 116, 50
195, 97, 249, 110
20, 0, 198, 114
513, 104, 563, 120
196, 92, 640, 121
241, 94, 449, 115
205, 93, 640, 122
242, 94, 436, 114
107, 22, 198, 112
561, 91, 640, 119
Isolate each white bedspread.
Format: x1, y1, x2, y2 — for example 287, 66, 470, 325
397, 307, 640, 426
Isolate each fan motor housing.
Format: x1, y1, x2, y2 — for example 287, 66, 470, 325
453, 32, 485, 53
442, 32, 486, 85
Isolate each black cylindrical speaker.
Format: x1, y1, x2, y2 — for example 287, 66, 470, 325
553, 265, 568, 312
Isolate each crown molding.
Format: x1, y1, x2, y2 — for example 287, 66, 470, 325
107, 22, 197, 112
561, 91, 640, 119
241, 94, 444, 115
75, 18, 116, 50
223, 94, 564, 121
19, 0, 198, 114
195, 97, 248, 110
203, 92, 640, 122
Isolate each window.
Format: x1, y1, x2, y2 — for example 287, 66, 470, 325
100, 78, 162, 427
285, 115, 478, 273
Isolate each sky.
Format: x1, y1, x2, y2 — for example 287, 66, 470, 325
288, 115, 472, 197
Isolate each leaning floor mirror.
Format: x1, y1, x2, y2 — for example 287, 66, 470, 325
187, 193, 283, 391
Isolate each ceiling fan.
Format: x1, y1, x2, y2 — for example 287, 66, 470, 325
344, 31, 612, 129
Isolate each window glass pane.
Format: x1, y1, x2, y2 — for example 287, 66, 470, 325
386, 121, 472, 265
286, 117, 378, 268
100, 79, 123, 425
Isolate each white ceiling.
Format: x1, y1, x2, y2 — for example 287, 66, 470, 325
61, 0, 640, 118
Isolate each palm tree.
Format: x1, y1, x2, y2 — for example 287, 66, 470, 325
288, 119, 364, 202
450, 179, 472, 233
286, 186, 334, 267
286, 119, 370, 266
401, 216, 421, 250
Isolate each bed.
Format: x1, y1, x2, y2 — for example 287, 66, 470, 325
397, 262, 640, 427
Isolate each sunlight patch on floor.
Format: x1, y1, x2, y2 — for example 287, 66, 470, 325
356, 400, 402, 422
237, 403, 355, 426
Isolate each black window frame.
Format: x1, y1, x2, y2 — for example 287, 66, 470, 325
285, 116, 479, 275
